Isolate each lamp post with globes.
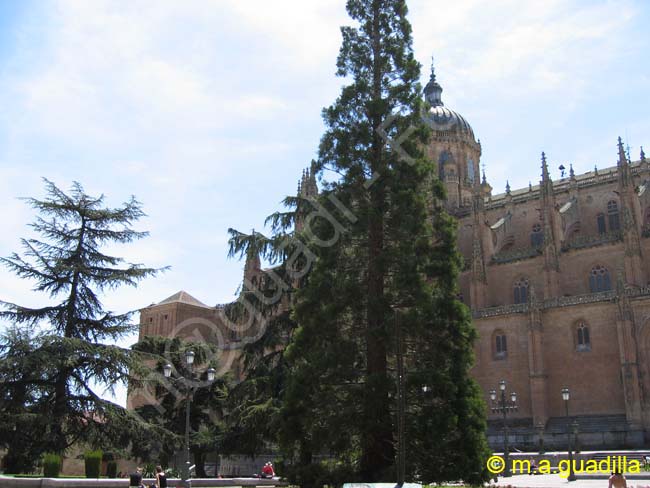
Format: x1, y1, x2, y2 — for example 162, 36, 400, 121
163, 350, 216, 488
490, 380, 517, 477
562, 388, 577, 482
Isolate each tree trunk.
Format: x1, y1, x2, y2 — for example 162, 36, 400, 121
192, 448, 206, 478
51, 217, 87, 452
360, 0, 394, 480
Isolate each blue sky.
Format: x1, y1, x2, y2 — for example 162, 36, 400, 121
0, 0, 648, 406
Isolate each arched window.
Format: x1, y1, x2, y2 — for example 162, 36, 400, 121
576, 322, 591, 352
514, 278, 529, 304
607, 200, 620, 232
493, 330, 507, 360
531, 223, 543, 247
596, 213, 606, 235
589, 265, 611, 292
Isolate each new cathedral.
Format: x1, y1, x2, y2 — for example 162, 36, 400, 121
130, 66, 650, 450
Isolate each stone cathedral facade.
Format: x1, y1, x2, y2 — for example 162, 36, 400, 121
131, 67, 650, 449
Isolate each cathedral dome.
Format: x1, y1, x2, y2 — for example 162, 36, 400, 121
423, 62, 474, 139
424, 105, 474, 138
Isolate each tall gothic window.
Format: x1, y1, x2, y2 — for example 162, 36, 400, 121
514, 278, 529, 304
531, 223, 543, 247
589, 265, 611, 292
597, 213, 606, 235
576, 322, 591, 352
607, 200, 620, 232
467, 159, 476, 184
494, 330, 507, 360
439, 151, 451, 179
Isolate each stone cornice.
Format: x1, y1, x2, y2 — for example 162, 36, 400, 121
472, 287, 650, 319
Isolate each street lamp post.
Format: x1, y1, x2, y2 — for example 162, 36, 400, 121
536, 421, 545, 455
490, 380, 517, 477
163, 351, 216, 488
562, 388, 577, 482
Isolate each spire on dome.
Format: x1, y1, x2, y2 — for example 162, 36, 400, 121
641, 146, 646, 162
505, 181, 511, 195
424, 56, 443, 107
569, 163, 575, 179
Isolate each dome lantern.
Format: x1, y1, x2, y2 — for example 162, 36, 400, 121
423, 58, 475, 139
424, 57, 444, 107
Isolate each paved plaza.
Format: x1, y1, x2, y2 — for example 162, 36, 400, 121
490, 473, 650, 488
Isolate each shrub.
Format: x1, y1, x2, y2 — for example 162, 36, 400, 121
106, 461, 118, 478
142, 463, 157, 478
42, 453, 62, 478
84, 450, 103, 478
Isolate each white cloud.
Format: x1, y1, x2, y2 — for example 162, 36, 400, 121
411, 0, 636, 98
0, 0, 647, 408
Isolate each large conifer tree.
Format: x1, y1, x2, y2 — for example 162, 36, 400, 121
0, 179, 165, 456
228, 0, 488, 483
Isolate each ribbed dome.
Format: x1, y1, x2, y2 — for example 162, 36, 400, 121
424, 105, 475, 138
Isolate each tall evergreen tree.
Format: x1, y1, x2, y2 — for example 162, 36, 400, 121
0, 179, 165, 456
228, 0, 489, 483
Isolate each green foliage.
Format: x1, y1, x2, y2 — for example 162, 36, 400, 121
0, 179, 167, 461
106, 461, 118, 478
221, 310, 294, 458
142, 463, 156, 478
42, 453, 62, 478
84, 450, 102, 478
285, 461, 358, 488
226, 0, 490, 483
0, 327, 51, 474
132, 335, 230, 477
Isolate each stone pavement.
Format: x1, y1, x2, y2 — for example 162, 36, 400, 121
490, 474, 650, 488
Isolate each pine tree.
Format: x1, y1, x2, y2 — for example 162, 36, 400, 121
0, 179, 166, 455
227, 0, 489, 483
